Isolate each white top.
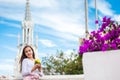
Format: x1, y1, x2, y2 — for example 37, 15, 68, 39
22, 58, 44, 77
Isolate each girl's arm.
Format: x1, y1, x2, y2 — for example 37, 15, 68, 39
22, 59, 38, 76
22, 59, 31, 76
31, 64, 39, 72
37, 64, 41, 72
36, 64, 44, 76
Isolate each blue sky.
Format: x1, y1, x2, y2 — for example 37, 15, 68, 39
0, 0, 120, 75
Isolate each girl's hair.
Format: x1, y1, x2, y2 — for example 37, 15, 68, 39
19, 45, 35, 72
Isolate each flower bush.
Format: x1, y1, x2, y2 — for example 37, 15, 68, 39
79, 16, 120, 55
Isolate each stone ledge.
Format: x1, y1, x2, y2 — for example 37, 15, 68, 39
0, 75, 84, 80
40, 75, 84, 80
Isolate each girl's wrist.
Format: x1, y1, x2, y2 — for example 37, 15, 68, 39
31, 65, 37, 72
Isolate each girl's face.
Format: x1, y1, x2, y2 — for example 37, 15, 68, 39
24, 47, 33, 58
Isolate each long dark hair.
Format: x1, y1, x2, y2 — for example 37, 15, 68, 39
19, 45, 35, 72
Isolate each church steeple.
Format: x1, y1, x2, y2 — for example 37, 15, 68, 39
22, 0, 34, 45
25, 0, 31, 21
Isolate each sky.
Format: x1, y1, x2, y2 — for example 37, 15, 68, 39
0, 0, 120, 75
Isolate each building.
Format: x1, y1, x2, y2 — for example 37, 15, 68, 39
14, 0, 38, 78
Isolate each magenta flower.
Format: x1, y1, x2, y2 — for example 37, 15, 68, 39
95, 20, 98, 24
79, 16, 120, 55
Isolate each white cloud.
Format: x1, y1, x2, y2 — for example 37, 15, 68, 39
54, 32, 79, 42
3, 46, 17, 52
0, 0, 85, 40
0, 64, 13, 71
4, 34, 18, 38
0, 59, 14, 64
0, 59, 14, 74
38, 52, 48, 59
113, 15, 120, 22
0, 20, 20, 28
34, 13, 85, 42
89, 0, 114, 16
39, 39, 56, 47
31, 0, 58, 8
0, 0, 24, 3
36, 13, 84, 35
33, 0, 85, 37
2, 59, 14, 63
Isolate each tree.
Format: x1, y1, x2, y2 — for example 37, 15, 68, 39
42, 50, 83, 75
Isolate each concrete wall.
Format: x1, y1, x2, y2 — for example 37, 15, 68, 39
83, 50, 120, 80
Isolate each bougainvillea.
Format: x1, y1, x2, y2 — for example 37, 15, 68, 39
79, 16, 120, 55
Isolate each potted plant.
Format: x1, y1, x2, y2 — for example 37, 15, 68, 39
79, 16, 120, 80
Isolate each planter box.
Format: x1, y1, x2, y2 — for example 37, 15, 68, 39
82, 50, 120, 80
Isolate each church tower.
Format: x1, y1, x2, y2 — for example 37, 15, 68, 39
22, 0, 34, 45
14, 0, 38, 78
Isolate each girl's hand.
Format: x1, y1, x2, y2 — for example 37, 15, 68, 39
31, 64, 40, 72
35, 64, 41, 68
35, 64, 41, 72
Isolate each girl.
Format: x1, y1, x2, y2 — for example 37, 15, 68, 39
19, 45, 43, 80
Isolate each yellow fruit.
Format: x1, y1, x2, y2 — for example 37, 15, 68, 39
35, 59, 41, 64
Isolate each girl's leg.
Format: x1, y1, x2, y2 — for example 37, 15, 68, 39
31, 75, 40, 80
23, 75, 32, 80
23, 74, 40, 80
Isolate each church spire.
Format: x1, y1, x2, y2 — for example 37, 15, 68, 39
25, 0, 31, 21
22, 0, 34, 45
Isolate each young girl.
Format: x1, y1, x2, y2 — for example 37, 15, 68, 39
19, 45, 43, 80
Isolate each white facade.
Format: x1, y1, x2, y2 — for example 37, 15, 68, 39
83, 50, 120, 80
14, 0, 38, 78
